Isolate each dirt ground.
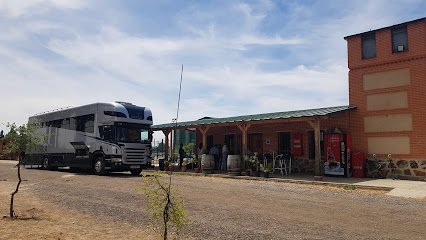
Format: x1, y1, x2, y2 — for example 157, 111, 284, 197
0, 183, 159, 240
1, 161, 426, 240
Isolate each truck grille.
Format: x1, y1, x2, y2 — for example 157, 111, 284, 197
123, 148, 146, 164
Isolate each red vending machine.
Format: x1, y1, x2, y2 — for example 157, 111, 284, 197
324, 133, 352, 177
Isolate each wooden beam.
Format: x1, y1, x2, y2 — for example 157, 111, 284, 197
162, 129, 171, 161
308, 119, 322, 175
237, 123, 251, 158
197, 126, 210, 154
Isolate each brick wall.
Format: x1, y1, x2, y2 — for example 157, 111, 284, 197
346, 19, 426, 178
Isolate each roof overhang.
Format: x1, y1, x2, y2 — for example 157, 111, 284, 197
152, 105, 356, 131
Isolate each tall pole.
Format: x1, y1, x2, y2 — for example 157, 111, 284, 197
176, 64, 183, 124
172, 65, 184, 162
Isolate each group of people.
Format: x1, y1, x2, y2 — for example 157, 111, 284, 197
202, 143, 229, 171
178, 142, 230, 171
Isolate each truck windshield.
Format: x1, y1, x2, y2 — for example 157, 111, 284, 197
116, 126, 150, 143
100, 123, 151, 143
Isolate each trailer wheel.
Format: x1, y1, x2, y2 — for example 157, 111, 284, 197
42, 157, 50, 170
130, 169, 142, 176
94, 156, 108, 176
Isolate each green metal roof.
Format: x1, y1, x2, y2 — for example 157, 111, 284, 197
151, 105, 356, 130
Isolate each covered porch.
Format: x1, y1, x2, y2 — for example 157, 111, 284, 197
152, 105, 356, 176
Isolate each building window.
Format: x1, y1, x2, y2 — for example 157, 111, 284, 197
361, 32, 376, 59
392, 25, 408, 53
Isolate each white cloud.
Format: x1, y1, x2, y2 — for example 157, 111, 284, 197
235, 35, 304, 46
0, 0, 86, 18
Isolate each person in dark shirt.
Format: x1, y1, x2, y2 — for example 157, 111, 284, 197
179, 144, 185, 168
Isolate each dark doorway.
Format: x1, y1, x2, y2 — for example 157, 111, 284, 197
278, 132, 291, 155
225, 134, 236, 155
248, 133, 263, 155
207, 135, 214, 151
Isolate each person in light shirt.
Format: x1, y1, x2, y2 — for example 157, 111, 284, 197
209, 144, 219, 170
221, 143, 229, 171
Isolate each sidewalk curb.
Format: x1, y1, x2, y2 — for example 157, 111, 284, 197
144, 170, 394, 192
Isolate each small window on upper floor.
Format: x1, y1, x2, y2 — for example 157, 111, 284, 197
361, 32, 376, 59
392, 25, 408, 53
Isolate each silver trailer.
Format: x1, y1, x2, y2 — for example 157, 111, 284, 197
27, 102, 153, 176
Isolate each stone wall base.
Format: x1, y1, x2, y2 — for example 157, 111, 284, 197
366, 159, 426, 181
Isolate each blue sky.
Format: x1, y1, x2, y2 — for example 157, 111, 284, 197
0, 0, 425, 141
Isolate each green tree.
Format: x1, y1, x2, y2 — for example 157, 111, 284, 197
4, 122, 42, 218
182, 143, 194, 156
142, 171, 189, 240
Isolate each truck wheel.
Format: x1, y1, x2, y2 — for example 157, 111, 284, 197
42, 157, 53, 170
130, 169, 142, 176
94, 156, 108, 176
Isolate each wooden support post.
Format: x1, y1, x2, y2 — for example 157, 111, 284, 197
162, 129, 171, 161
197, 126, 210, 154
307, 119, 322, 175
237, 123, 251, 169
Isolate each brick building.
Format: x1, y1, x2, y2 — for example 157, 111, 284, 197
152, 18, 426, 178
345, 17, 426, 178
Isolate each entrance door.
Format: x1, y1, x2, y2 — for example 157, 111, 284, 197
278, 132, 291, 156
248, 133, 263, 155
224, 134, 236, 155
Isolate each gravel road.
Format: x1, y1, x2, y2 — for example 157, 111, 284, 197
1, 161, 426, 240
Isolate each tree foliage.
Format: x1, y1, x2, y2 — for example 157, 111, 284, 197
182, 143, 194, 156
142, 171, 189, 239
4, 122, 41, 157
4, 122, 43, 218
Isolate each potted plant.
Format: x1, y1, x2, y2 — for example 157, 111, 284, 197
193, 155, 202, 173
181, 159, 188, 172
250, 153, 260, 177
244, 154, 260, 176
260, 163, 272, 178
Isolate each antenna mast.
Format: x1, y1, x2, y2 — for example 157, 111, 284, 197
172, 64, 184, 161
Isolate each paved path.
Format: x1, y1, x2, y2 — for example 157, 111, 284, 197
356, 179, 426, 199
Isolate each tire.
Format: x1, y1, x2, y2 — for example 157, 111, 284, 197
130, 169, 142, 176
93, 156, 108, 176
42, 157, 52, 170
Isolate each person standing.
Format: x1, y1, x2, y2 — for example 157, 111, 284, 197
222, 143, 229, 171
196, 142, 203, 168
179, 144, 185, 168
209, 144, 219, 170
